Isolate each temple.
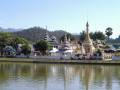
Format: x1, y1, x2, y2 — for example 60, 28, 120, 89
83, 22, 95, 54
44, 32, 59, 48
60, 34, 80, 54
60, 34, 71, 50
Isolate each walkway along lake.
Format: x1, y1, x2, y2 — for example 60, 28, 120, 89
0, 63, 120, 90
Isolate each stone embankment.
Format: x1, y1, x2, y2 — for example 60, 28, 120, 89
0, 57, 120, 65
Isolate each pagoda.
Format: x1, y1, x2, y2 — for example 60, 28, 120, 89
83, 22, 95, 54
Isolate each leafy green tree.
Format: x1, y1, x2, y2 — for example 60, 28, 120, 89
80, 31, 86, 42
60, 33, 75, 42
4, 46, 16, 57
0, 32, 30, 57
10, 37, 29, 50
0, 32, 12, 56
34, 40, 49, 55
21, 44, 31, 58
105, 27, 113, 40
79, 31, 106, 42
91, 31, 106, 40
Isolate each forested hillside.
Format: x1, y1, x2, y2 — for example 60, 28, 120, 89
13, 27, 69, 42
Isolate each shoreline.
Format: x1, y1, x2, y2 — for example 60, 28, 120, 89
0, 57, 120, 65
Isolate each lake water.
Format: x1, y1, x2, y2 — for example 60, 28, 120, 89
0, 63, 120, 90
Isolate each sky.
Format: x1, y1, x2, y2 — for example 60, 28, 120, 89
0, 0, 120, 38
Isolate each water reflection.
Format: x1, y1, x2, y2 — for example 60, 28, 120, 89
0, 63, 120, 90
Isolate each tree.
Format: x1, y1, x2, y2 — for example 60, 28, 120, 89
21, 44, 31, 58
79, 31, 106, 42
10, 37, 29, 50
0, 32, 12, 46
0, 32, 12, 56
0, 32, 30, 57
91, 31, 106, 41
105, 27, 113, 40
34, 40, 50, 55
80, 31, 86, 42
4, 46, 16, 57
60, 33, 75, 42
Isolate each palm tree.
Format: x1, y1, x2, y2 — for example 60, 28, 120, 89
105, 27, 113, 40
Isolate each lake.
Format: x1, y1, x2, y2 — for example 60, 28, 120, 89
0, 62, 120, 90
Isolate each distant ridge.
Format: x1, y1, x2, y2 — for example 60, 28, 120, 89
13, 27, 69, 42
0, 27, 22, 32
0, 26, 80, 42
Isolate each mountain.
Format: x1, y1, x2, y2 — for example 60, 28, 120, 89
13, 27, 69, 42
0, 27, 22, 32
0, 26, 79, 42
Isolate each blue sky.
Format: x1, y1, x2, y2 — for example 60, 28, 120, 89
0, 0, 120, 38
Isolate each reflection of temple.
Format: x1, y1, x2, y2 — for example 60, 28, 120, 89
83, 22, 95, 54
0, 63, 117, 90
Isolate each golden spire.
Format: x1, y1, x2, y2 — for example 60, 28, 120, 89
86, 21, 89, 27
85, 22, 90, 41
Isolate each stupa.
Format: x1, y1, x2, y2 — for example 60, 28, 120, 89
83, 22, 95, 54
60, 34, 71, 50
